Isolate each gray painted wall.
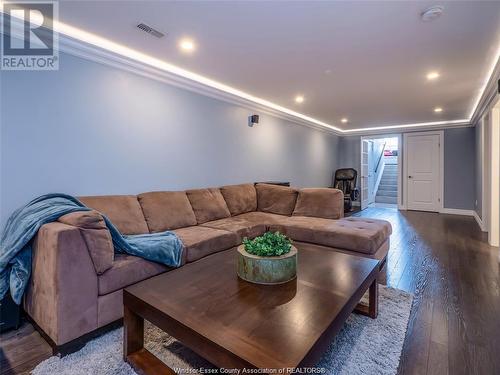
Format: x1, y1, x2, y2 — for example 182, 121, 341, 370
475, 121, 483, 217
338, 129, 476, 210
0, 52, 340, 226
0, 51, 479, 224
337, 136, 361, 190
443, 127, 475, 210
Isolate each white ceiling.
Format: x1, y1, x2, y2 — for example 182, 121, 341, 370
57, 1, 500, 131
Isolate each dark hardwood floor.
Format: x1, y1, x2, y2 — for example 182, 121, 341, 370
1, 207, 498, 374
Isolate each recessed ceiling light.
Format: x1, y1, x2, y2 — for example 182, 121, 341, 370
426, 71, 440, 80
341, 118, 348, 123
434, 107, 443, 113
421, 6, 444, 22
179, 38, 195, 52
295, 95, 304, 104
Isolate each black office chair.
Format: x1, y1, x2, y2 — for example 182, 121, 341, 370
333, 168, 359, 212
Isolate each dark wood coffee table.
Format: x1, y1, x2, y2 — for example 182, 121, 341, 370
123, 243, 380, 374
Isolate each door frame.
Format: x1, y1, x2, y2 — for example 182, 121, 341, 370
402, 130, 444, 212
360, 133, 402, 209
360, 139, 370, 210
488, 105, 499, 246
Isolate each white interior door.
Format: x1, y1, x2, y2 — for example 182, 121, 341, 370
361, 139, 369, 210
405, 133, 440, 212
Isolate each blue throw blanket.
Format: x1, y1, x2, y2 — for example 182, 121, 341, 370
0, 193, 183, 304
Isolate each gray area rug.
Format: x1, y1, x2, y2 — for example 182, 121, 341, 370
33, 286, 412, 375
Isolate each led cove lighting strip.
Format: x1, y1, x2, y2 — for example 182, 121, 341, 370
56, 22, 342, 132
342, 119, 469, 133
468, 38, 500, 119
3, 4, 497, 133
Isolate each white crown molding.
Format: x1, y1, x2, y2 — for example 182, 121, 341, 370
470, 56, 500, 125
4, 14, 495, 136
57, 35, 474, 136
342, 120, 471, 136
2, 17, 342, 135
57, 34, 342, 136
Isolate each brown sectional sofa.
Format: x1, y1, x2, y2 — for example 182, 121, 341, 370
23, 183, 392, 349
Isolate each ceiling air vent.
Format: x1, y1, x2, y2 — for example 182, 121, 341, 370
136, 23, 165, 38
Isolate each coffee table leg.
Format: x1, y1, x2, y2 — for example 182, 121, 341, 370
123, 306, 176, 375
368, 279, 378, 318
354, 279, 378, 319
123, 305, 144, 360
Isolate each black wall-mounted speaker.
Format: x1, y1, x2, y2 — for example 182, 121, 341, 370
250, 114, 259, 124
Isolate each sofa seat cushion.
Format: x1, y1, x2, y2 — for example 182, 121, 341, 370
173, 226, 238, 263
78, 195, 149, 235
98, 254, 169, 295
186, 188, 231, 224
256, 184, 298, 216
220, 184, 257, 216
293, 188, 344, 219
138, 191, 197, 232
270, 216, 392, 255
201, 216, 267, 241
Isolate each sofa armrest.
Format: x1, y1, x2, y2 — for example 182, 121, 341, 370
292, 188, 344, 219
23, 222, 98, 346
58, 211, 114, 274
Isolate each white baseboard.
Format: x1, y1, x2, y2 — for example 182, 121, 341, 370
473, 211, 487, 232
440, 208, 475, 216
440, 208, 488, 232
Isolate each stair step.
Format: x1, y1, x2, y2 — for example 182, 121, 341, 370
375, 195, 398, 204
378, 185, 397, 192
376, 190, 398, 197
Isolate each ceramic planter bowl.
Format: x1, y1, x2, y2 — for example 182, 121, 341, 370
236, 245, 297, 285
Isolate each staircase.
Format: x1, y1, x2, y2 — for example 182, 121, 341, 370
375, 164, 398, 204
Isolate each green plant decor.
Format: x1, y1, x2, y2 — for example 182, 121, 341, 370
243, 231, 292, 257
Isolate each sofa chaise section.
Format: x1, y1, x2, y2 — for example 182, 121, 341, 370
269, 216, 392, 255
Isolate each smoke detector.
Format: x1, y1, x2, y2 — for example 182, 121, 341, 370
137, 23, 165, 38
421, 6, 444, 22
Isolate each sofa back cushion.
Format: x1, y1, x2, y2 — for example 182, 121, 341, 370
256, 184, 298, 216
78, 195, 149, 235
186, 188, 231, 224
138, 191, 197, 232
293, 188, 344, 219
220, 183, 257, 216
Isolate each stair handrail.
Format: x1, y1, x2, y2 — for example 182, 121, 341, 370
374, 141, 387, 173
